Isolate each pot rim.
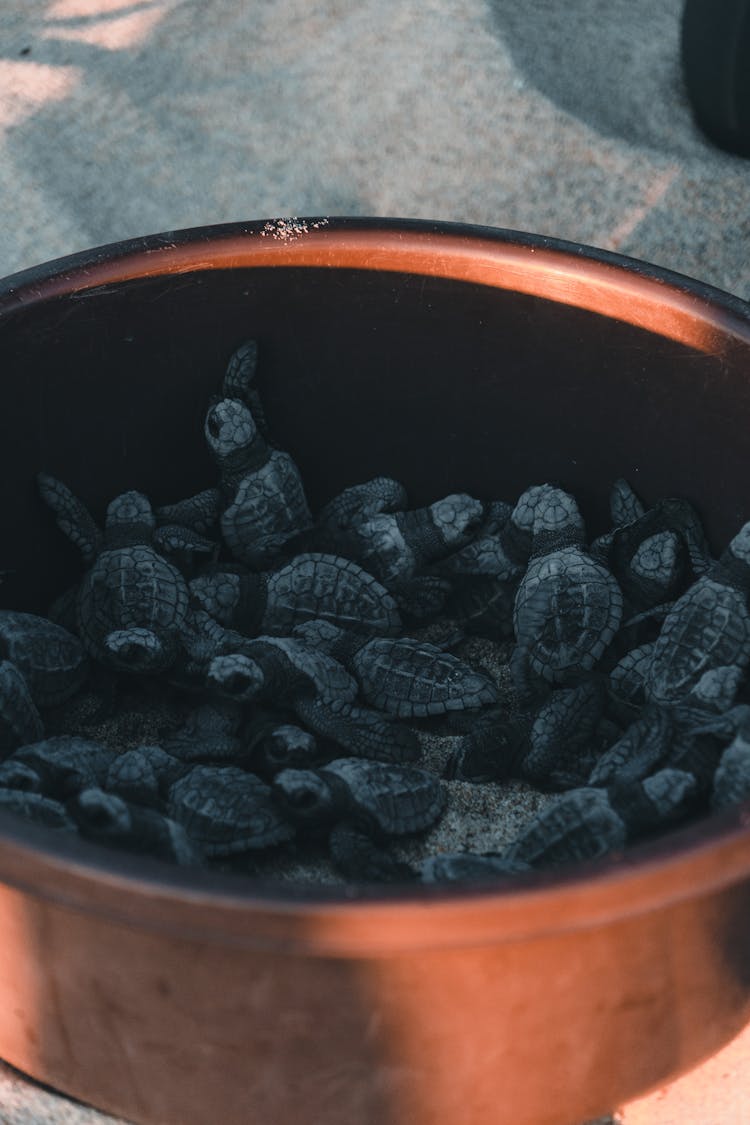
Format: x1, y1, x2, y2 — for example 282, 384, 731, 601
3, 215, 750, 954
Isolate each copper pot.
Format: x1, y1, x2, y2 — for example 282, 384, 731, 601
1, 218, 750, 1125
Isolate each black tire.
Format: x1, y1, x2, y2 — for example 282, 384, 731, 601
681, 0, 750, 156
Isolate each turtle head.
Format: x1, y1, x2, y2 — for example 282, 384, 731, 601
69, 787, 132, 840
208, 653, 265, 701
260, 725, 319, 773
272, 768, 335, 828
204, 399, 257, 461
105, 491, 155, 542
429, 494, 485, 546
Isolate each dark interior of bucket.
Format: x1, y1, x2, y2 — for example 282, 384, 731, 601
2, 263, 750, 615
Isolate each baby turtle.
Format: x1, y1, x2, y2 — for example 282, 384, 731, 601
0, 735, 116, 798
189, 552, 402, 637
0, 611, 88, 707
445, 679, 607, 790
168, 765, 294, 856
38, 477, 205, 674
640, 521, 750, 706
511, 486, 623, 694
504, 770, 696, 869
69, 787, 197, 864
207, 635, 420, 763
292, 620, 499, 718
205, 396, 312, 567
273, 757, 445, 880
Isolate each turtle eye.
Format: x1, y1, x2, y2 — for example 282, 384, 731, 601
285, 784, 321, 810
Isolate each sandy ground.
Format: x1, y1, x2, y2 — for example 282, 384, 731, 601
1, 0, 749, 1121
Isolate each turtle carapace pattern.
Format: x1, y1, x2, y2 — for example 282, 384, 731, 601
189, 552, 402, 637
38, 479, 199, 674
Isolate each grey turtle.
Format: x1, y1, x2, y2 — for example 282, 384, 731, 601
642, 520, 750, 706
168, 764, 295, 856
38, 477, 206, 674
511, 487, 623, 694
0, 611, 88, 707
592, 666, 744, 792
504, 770, 696, 869
329, 494, 485, 588
0, 735, 116, 798
607, 497, 710, 612
445, 679, 607, 790
69, 787, 197, 864
273, 757, 445, 879
292, 620, 498, 719
104, 744, 188, 807
205, 396, 312, 567
0, 788, 75, 831
207, 635, 420, 763
189, 552, 402, 637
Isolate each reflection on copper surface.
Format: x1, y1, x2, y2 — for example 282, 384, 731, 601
7, 225, 747, 359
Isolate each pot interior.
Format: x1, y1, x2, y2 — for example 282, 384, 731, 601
3, 254, 750, 614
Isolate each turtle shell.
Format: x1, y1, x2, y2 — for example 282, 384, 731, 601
168, 765, 294, 856
352, 637, 498, 718
646, 577, 750, 704
513, 547, 623, 685
256, 636, 358, 704
0, 611, 87, 706
320, 757, 446, 836
505, 787, 627, 868
221, 450, 312, 566
77, 545, 189, 669
265, 553, 402, 635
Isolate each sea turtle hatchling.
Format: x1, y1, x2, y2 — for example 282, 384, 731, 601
204, 395, 312, 567
69, 787, 198, 864
511, 486, 623, 694
38, 477, 209, 674
207, 635, 420, 763
167, 764, 295, 856
291, 619, 499, 718
0, 735, 116, 798
504, 769, 697, 869
189, 552, 402, 637
273, 757, 446, 880
642, 520, 750, 706
0, 611, 88, 708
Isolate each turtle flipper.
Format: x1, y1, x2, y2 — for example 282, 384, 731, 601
292, 694, 420, 763
156, 488, 221, 535
153, 523, 219, 558
329, 820, 417, 882
221, 340, 272, 442
37, 473, 102, 564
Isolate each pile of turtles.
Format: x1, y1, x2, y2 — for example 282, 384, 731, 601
2, 339, 750, 886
